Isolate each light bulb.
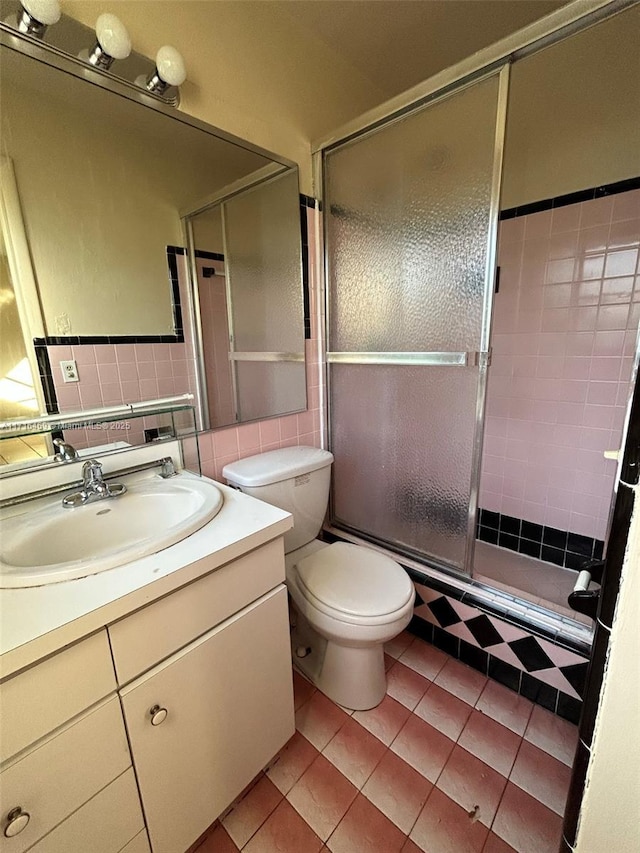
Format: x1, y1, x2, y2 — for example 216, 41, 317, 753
95, 13, 132, 61
155, 46, 187, 87
16, 0, 60, 37
141, 45, 187, 96
84, 13, 131, 69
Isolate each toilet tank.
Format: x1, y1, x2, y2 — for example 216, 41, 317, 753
223, 447, 334, 553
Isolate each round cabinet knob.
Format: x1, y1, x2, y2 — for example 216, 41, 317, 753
149, 704, 168, 726
4, 807, 30, 838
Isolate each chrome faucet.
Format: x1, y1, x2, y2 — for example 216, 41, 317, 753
53, 438, 80, 464
62, 459, 127, 508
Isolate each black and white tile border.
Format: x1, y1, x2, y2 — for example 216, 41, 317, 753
408, 582, 588, 724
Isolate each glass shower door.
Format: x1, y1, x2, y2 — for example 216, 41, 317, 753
324, 69, 508, 576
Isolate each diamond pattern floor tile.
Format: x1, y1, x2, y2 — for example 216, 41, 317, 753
200, 632, 575, 853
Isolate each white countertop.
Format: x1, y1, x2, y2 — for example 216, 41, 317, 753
0, 457, 292, 679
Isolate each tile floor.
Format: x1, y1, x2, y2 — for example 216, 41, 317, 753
196, 631, 578, 853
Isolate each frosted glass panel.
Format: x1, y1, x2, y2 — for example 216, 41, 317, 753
225, 171, 304, 353
326, 74, 499, 353
236, 361, 306, 422
330, 364, 480, 570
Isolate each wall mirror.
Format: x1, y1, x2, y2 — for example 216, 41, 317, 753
0, 15, 307, 468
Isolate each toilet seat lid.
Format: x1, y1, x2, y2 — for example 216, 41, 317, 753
296, 542, 414, 618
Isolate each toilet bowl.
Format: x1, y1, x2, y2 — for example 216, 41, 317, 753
223, 447, 414, 710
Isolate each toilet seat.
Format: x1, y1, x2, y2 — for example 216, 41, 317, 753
295, 542, 414, 625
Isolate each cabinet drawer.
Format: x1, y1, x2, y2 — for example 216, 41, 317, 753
0, 630, 116, 763
119, 831, 151, 853
0, 696, 131, 853
120, 585, 294, 853
29, 769, 144, 853
109, 537, 285, 684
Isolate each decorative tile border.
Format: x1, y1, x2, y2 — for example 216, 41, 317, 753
477, 509, 604, 570
500, 175, 640, 220
409, 582, 587, 724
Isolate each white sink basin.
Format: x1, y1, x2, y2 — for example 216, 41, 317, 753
0, 475, 224, 588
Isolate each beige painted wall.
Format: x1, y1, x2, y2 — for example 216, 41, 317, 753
0, 48, 270, 336
502, 6, 640, 209
575, 490, 640, 852
63, 0, 389, 195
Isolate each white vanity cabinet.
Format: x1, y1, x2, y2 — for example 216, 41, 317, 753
119, 585, 294, 853
0, 632, 146, 853
1, 532, 294, 853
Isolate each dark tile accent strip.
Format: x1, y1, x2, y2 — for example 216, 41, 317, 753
477, 508, 604, 571
165, 246, 186, 342
563, 738, 590, 847
300, 199, 311, 340
35, 334, 183, 346
34, 344, 58, 415
500, 175, 640, 220
299, 194, 318, 209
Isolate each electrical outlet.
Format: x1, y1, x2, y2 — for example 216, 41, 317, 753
60, 360, 79, 383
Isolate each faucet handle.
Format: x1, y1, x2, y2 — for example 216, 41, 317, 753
82, 458, 104, 485
53, 438, 80, 464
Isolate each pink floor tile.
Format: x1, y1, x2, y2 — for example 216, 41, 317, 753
221, 775, 282, 848
434, 658, 488, 706
509, 740, 571, 816
326, 793, 406, 853
390, 714, 455, 783
475, 681, 534, 736
401, 841, 423, 853
436, 745, 507, 827
491, 782, 563, 853
414, 682, 473, 741
295, 691, 350, 751
243, 798, 323, 853
398, 639, 448, 680
353, 695, 411, 746
287, 754, 358, 841
322, 717, 387, 788
362, 749, 433, 834
293, 670, 316, 710
386, 662, 431, 710
196, 823, 239, 852
524, 704, 578, 767
266, 732, 319, 795
481, 832, 517, 852
458, 711, 522, 778
385, 631, 415, 660
410, 788, 489, 853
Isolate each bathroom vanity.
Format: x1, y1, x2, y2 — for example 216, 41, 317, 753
0, 444, 295, 853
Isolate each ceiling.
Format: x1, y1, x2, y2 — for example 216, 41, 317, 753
276, 0, 567, 103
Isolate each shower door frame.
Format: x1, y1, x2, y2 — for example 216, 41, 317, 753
313, 0, 637, 579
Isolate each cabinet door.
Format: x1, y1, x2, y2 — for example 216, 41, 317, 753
120, 586, 294, 853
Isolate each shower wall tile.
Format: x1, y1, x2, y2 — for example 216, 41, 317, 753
481, 188, 640, 541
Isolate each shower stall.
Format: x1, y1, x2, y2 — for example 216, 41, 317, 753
317, 2, 640, 645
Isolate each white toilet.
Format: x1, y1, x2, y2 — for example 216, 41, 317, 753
223, 446, 414, 710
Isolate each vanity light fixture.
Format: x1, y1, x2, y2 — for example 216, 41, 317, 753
142, 45, 187, 95
15, 0, 60, 38
85, 13, 131, 69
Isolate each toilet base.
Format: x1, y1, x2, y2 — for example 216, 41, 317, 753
289, 600, 389, 711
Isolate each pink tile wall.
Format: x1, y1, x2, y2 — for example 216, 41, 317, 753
481, 189, 640, 539
48, 205, 324, 471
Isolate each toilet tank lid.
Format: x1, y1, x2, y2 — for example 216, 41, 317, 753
222, 446, 334, 487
